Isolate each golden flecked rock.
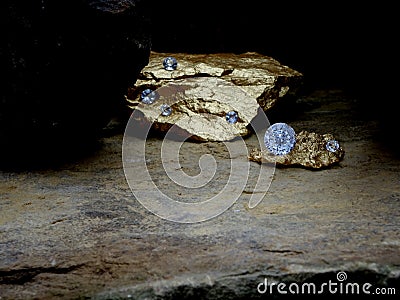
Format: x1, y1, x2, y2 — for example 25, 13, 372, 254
127, 51, 303, 112
248, 131, 345, 169
127, 77, 260, 141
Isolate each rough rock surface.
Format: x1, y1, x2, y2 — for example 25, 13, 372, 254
127, 77, 260, 141
128, 51, 303, 112
249, 131, 345, 169
0, 89, 399, 299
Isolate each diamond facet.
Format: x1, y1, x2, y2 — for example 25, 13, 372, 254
163, 56, 178, 71
225, 111, 238, 124
264, 122, 296, 155
140, 89, 158, 104
160, 104, 172, 116
326, 140, 340, 152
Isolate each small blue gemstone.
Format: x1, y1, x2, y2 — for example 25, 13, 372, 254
163, 56, 178, 71
226, 111, 238, 124
326, 140, 340, 152
140, 89, 158, 104
160, 104, 172, 116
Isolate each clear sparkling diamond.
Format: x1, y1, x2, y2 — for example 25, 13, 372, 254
140, 89, 158, 104
264, 122, 296, 155
326, 140, 340, 152
163, 56, 178, 71
226, 111, 238, 124
160, 104, 172, 116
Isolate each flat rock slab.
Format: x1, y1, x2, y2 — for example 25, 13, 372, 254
1, 89, 399, 299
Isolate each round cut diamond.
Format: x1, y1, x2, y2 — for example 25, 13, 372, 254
160, 104, 172, 116
163, 56, 178, 71
264, 122, 296, 155
326, 140, 340, 152
226, 111, 238, 124
140, 89, 158, 104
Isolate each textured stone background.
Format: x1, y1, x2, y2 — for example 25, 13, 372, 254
1, 1, 399, 299
1, 88, 399, 299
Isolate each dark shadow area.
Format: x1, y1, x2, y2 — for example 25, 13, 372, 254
0, 133, 103, 172
146, 0, 398, 154
147, 1, 390, 90
0, 0, 151, 169
2, 0, 398, 168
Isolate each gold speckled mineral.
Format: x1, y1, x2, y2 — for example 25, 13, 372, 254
249, 131, 345, 168
128, 51, 303, 112
127, 77, 260, 141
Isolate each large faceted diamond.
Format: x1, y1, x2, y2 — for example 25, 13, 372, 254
264, 122, 296, 155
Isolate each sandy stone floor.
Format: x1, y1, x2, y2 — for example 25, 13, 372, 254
1, 89, 399, 299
